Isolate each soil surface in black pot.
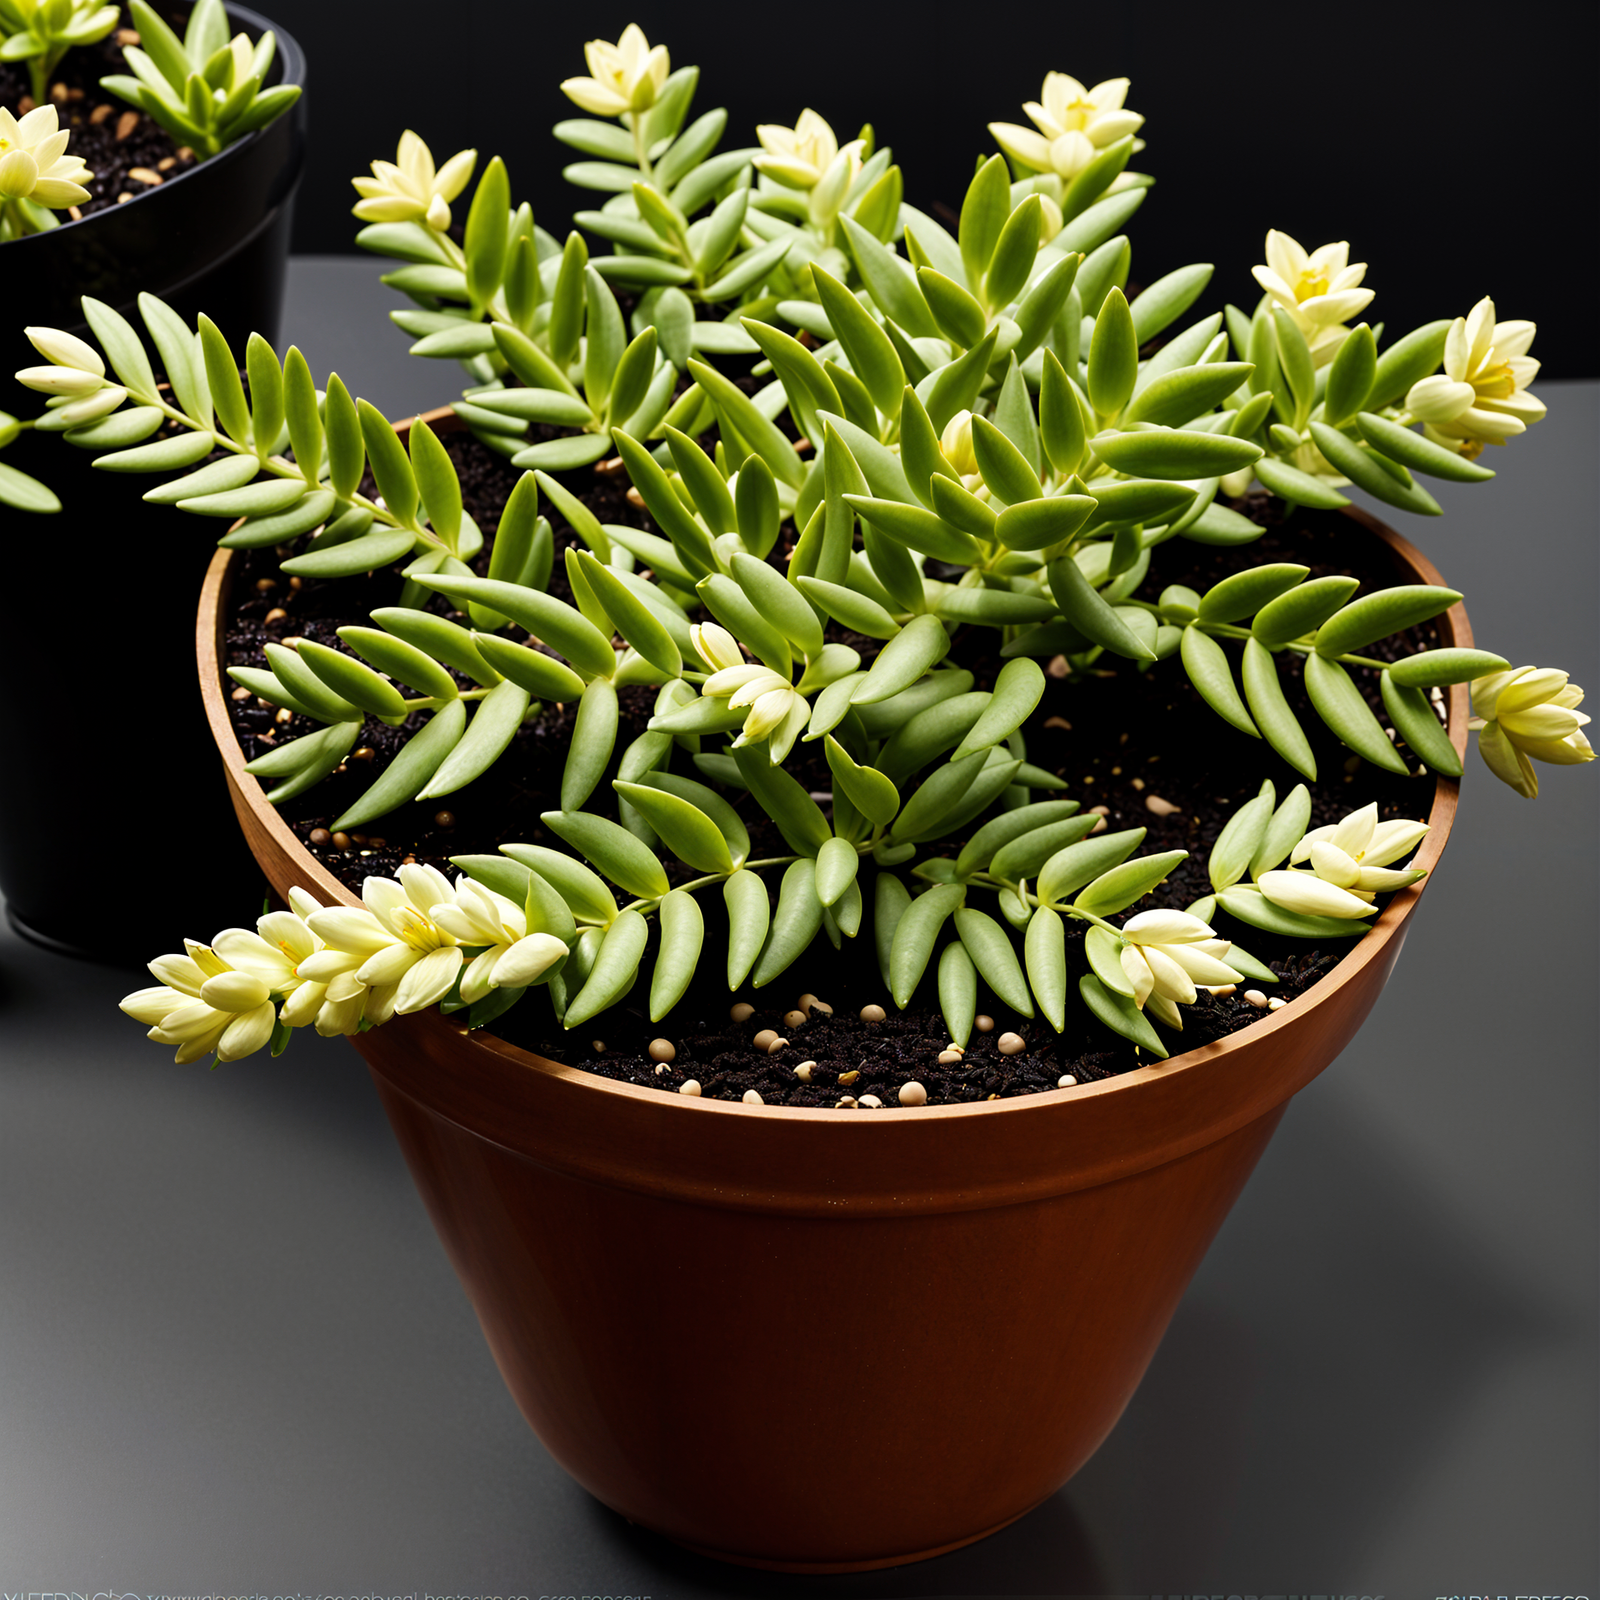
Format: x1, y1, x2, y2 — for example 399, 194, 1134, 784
221, 431, 1444, 1106
0, 11, 213, 220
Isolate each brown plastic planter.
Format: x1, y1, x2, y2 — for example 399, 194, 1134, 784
197, 489, 1468, 1572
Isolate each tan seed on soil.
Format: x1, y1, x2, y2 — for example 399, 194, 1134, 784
1243, 990, 1268, 1009
255, 577, 277, 592
1057, 1075, 1077, 1088
752, 1028, 778, 1051
767, 1037, 787, 1055
654, 1064, 668, 1076
264, 606, 287, 623
858, 1094, 884, 1108
1047, 655, 1069, 678
1131, 777, 1146, 790
1044, 715, 1071, 729
783, 1010, 806, 1029
859, 1004, 885, 1023
128, 166, 162, 185
590, 1039, 605, 1053
115, 26, 140, 44
89, 103, 113, 124
648, 1038, 676, 1063
937, 1048, 962, 1064
997, 1032, 1026, 1055
330, 832, 351, 850
157, 156, 176, 171
837, 1069, 859, 1086
309, 828, 331, 846
974, 1014, 994, 1033
798, 993, 833, 1015
679, 1079, 702, 1097
898, 1081, 928, 1106
352, 747, 375, 762
274, 707, 292, 724
1145, 794, 1181, 816
730, 1002, 754, 1022
49, 82, 67, 103
1268, 997, 1287, 1011
1088, 804, 1110, 815
595, 456, 625, 476
230, 686, 251, 701
625, 487, 646, 509
433, 811, 455, 828
115, 110, 139, 140
743, 1089, 764, 1105
836, 1097, 858, 1109
1207, 983, 1236, 997
794, 1062, 815, 1082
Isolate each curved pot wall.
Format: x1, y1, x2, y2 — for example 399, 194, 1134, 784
196, 507, 1468, 1570
0, 5, 307, 959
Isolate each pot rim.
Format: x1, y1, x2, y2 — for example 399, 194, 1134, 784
197, 409, 1469, 1212
0, 1, 306, 251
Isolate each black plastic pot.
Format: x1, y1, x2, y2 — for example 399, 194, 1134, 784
0, 5, 307, 962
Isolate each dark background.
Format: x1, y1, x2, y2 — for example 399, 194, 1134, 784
261, 0, 1599, 377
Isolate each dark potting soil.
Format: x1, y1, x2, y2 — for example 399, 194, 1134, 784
220, 429, 1444, 1104
0, 12, 206, 221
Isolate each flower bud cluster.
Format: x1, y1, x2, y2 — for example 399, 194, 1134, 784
1119, 910, 1243, 1028
120, 867, 569, 1065
989, 73, 1144, 180
0, 104, 91, 217
352, 130, 476, 234
1257, 804, 1429, 919
1406, 298, 1545, 459
1469, 666, 1594, 798
560, 25, 670, 119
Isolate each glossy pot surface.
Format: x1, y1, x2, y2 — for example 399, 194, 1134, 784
196, 505, 1468, 1570
0, 5, 306, 959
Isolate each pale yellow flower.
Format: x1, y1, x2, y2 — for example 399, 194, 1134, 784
561, 25, 670, 119
1118, 909, 1242, 1022
1405, 298, 1544, 459
1251, 231, 1374, 366
429, 877, 570, 1005
121, 938, 277, 1065
989, 73, 1144, 179
15, 322, 113, 401
305, 863, 465, 1016
1468, 666, 1594, 798
691, 620, 743, 673
1259, 803, 1429, 917
939, 410, 978, 478
755, 109, 863, 192
703, 662, 809, 763
0, 105, 92, 209
351, 130, 476, 232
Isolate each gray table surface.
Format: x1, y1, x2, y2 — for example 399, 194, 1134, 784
2, 257, 1595, 1594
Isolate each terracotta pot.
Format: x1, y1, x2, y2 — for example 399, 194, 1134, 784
196, 480, 1469, 1572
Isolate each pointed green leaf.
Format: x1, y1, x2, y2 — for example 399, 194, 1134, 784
1079, 974, 1166, 1057
938, 940, 977, 1048
1302, 653, 1409, 773
953, 908, 1033, 1016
